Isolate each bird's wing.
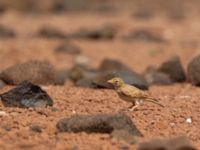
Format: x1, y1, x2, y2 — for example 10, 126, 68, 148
119, 85, 149, 99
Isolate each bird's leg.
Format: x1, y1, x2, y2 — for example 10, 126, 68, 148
128, 101, 139, 111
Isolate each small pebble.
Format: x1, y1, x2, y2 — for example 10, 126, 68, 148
0, 111, 7, 116
186, 117, 192, 124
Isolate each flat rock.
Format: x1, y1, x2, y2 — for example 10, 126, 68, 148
54, 69, 69, 85
92, 70, 148, 90
97, 59, 148, 89
0, 80, 6, 89
124, 28, 166, 43
57, 113, 142, 144
0, 60, 57, 85
158, 56, 186, 82
138, 136, 196, 150
187, 55, 200, 86
143, 66, 172, 85
0, 81, 53, 108
38, 27, 67, 39
132, 9, 154, 20
0, 25, 15, 38
99, 58, 133, 72
71, 25, 116, 40
54, 42, 81, 55
69, 65, 97, 82
29, 124, 43, 133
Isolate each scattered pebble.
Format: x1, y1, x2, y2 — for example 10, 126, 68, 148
0, 25, 15, 38
70, 25, 117, 40
138, 136, 197, 150
38, 27, 67, 39
54, 42, 81, 55
186, 117, 192, 124
123, 28, 166, 43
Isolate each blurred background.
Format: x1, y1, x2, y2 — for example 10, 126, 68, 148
0, 0, 199, 72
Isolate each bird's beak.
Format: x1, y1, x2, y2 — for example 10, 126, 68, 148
107, 79, 113, 84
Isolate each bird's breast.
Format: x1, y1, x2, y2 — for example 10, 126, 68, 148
117, 92, 134, 103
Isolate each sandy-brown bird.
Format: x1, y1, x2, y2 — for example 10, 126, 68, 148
107, 77, 164, 111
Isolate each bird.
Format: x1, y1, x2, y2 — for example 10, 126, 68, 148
107, 77, 164, 111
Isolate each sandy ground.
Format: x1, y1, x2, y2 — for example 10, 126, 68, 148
0, 9, 200, 150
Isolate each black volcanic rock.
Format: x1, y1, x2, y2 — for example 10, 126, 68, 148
0, 81, 53, 108
158, 56, 186, 82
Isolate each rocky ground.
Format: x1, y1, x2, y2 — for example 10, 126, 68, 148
0, 0, 200, 149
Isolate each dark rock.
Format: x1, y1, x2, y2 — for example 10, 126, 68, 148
76, 78, 96, 88
0, 60, 57, 85
54, 42, 81, 55
97, 59, 148, 90
69, 65, 97, 82
57, 113, 141, 143
0, 80, 6, 89
71, 26, 116, 40
92, 70, 148, 90
138, 136, 196, 150
143, 66, 172, 85
133, 10, 154, 20
0, 25, 15, 38
187, 55, 200, 86
124, 28, 166, 43
99, 59, 133, 72
158, 56, 186, 82
111, 129, 137, 144
0, 81, 53, 108
54, 69, 68, 85
38, 27, 67, 39
68, 64, 98, 88
0, 6, 6, 14
29, 124, 42, 133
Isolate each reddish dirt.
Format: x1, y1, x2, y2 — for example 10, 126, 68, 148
0, 8, 200, 150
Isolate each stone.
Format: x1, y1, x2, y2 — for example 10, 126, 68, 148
133, 9, 154, 20
158, 56, 186, 82
54, 69, 68, 85
0, 81, 53, 108
76, 78, 96, 88
95, 59, 148, 90
99, 58, 133, 72
29, 124, 42, 133
138, 136, 196, 150
0, 80, 6, 89
187, 55, 200, 86
57, 113, 141, 143
54, 42, 81, 55
38, 27, 67, 39
0, 60, 57, 85
0, 25, 15, 38
68, 65, 97, 82
92, 70, 148, 90
71, 25, 116, 40
143, 66, 172, 85
124, 28, 166, 43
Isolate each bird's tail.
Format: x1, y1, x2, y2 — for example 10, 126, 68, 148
145, 98, 165, 107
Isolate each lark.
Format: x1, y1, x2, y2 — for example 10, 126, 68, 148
108, 77, 164, 111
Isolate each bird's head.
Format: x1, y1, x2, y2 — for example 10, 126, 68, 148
107, 77, 125, 88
